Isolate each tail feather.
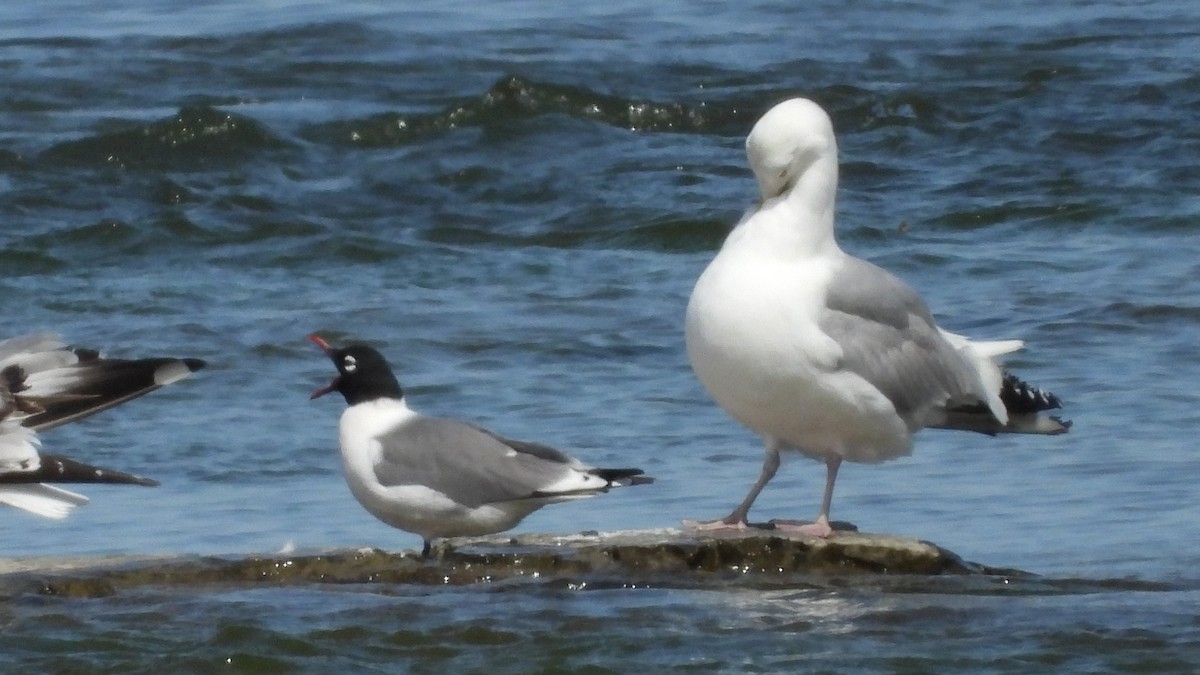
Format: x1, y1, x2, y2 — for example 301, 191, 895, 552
1004, 413, 1073, 435
590, 467, 652, 486
999, 372, 1062, 414
938, 330, 1013, 425
0, 484, 89, 519
932, 371, 1070, 436
526, 468, 654, 500
931, 410, 1071, 436
940, 332, 1024, 359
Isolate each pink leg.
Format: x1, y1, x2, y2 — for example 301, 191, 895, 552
683, 440, 781, 531
771, 455, 842, 538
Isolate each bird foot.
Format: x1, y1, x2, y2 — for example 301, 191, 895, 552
682, 516, 749, 531
768, 518, 833, 538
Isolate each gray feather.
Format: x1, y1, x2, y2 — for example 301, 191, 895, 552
819, 257, 993, 426
372, 416, 579, 508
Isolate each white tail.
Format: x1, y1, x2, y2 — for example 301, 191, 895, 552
0, 484, 89, 519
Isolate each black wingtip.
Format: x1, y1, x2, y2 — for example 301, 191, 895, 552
25, 355, 206, 431
592, 467, 654, 486
1, 454, 159, 487
1000, 372, 1063, 414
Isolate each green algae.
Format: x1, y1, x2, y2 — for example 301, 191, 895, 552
5, 529, 1031, 599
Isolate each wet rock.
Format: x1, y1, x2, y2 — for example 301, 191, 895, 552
1, 529, 1031, 599
441, 528, 1017, 577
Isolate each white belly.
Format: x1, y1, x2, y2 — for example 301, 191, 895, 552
336, 400, 542, 540
340, 448, 541, 539
685, 252, 913, 464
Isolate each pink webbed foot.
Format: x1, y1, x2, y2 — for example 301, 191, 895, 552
768, 516, 833, 538
682, 515, 749, 531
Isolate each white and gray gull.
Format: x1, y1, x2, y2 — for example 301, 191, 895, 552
0, 333, 206, 519
684, 97, 1069, 537
309, 335, 652, 558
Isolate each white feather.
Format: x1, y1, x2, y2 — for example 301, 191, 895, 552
536, 469, 610, 495
0, 484, 88, 519
0, 418, 40, 470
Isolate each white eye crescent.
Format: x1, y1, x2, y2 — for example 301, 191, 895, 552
342, 355, 358, 373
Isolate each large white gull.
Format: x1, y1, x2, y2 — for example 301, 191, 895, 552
684, 97, 1068, 537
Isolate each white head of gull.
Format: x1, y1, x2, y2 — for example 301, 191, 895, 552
684, 97, 1068, 537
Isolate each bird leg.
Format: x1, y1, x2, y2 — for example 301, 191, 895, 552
684, 442, 781, 530
770, 454, 842, 538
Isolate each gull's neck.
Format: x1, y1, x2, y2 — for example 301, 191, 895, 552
342, 394, 418, 429
785, 152, 839, 226
338, 395, 420, 463
741, 168, 840, 258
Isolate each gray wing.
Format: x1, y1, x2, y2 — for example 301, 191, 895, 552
372, 415, 581, 508
475, 427, 583, 466
819, 255, 990, 426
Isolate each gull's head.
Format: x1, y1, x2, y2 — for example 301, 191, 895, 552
308, 334, 404, 406
746, 98, 838, 202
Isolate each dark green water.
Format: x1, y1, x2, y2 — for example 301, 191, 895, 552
5, 580, 1198, 673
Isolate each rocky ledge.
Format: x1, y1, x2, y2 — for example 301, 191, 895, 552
3, 528, 1032, 599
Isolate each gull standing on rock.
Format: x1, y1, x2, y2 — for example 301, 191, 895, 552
309, 335, 653, 558
0, 333, 206, 518
684, 98, 1068, 537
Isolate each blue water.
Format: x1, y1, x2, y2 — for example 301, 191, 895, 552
2, 0, 1199, 670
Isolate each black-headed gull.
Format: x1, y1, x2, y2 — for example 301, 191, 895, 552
309, 335, 652, 558
0, 333, 205, 518
684, 97, 1068, 537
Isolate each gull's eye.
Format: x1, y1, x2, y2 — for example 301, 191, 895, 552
342, 354, 358, 373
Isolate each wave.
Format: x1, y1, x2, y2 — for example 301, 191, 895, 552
29, 75, 948, 169
302, 74, 758, 146
305, 75, 949, 146
40, 105, 288, 168
423, 213, 730, 253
